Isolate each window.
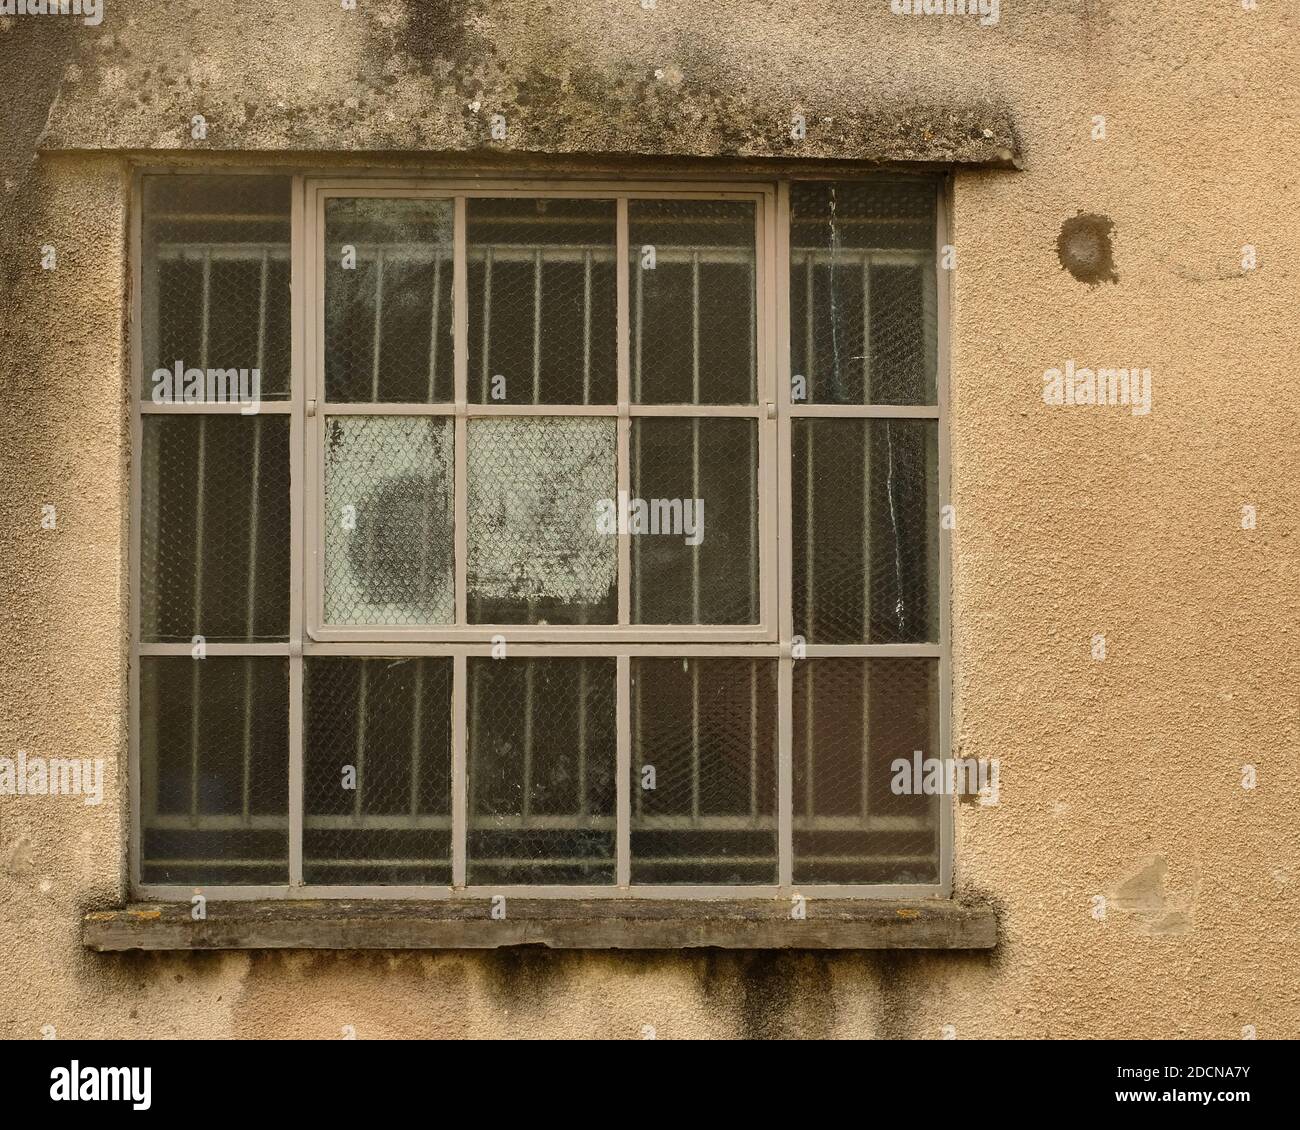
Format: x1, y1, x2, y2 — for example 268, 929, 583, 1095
132, 172, 947, 898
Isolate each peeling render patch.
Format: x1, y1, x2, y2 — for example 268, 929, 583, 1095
1108, 856, 1195, 938
1057, 212, 1117, 284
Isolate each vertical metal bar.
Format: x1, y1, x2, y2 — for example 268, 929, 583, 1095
616, 198, 631, 627
633, 219, 644, 403
775, 181, 794, 890
428, 251, 443, 402
410, 660, 424, 821
288, 174, 307, 888
479, 245, 493, 402
452, 653, 467, 886
582, 248, 593, 404
522, 661, 535, 819
749, 251, 758, 621
241, 248, 270, 825
353, 660, 369, 818
690, 660, 700, 821
936, 177, 953, 896
189, 250, 212, 824
532, 247, 543, 404
749, 659, 758, 819
691, 251, 701, 625
861, 256, 873, 822
370, 248, 385, 402
616, 654, 630, 886
128, 176, 144, 889
454, 198, 468, 626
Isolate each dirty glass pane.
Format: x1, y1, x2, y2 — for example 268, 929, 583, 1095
304, 657, 452, 885
631, 658, 777, 884
323, 416, 455, 625
790, 179, 937, 405
140, 415, 290, 642
792, 418, 938, 644
141, 175, 291, 401
468, 417, 616, 624
793, 658, 939, 884
631, 417, 758, 624
140, 657, 289, 885
325, 198, 455, 403
468, 198, 617, 404
629, 199, 756, 404
467, 658, 616, 884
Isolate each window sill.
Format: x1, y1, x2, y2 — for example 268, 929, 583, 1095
82, 898, 997, 952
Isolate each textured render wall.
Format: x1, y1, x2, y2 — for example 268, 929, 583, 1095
1, 0, 1297, 1039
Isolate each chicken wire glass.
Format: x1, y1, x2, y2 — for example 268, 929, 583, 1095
304, 657, 453, 884
789, 179, 937, 405
631, 658, 778, 884
324, 198, 455, 403
792, 418, 938, 644
468, 417, 617, 624
793, 658, 939, 884
631, 417, 759, 624
629, 199, 757, 404
468, 198, 617, 405
142, 175, 292, 401
467, 658, 617, 884
323, 416, 455, 625
140, 415, 290, 643
139, 656, 289, 885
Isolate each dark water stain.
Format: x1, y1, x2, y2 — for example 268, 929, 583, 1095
1057, 213, 1117, 284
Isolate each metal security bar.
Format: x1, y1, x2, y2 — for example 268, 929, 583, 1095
131, 173, 948, 900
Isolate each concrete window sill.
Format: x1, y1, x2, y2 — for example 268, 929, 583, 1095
82, 899, 997, 952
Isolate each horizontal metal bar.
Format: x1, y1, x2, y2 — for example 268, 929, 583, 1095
789, 404, 939, 418
132, 882, 948, 900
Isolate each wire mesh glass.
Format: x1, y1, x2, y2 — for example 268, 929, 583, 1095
628, 199, 757, 404
789, 179, 937, 405
468, 417, 617, 624
467, 658, 616, 885
139, 656, 289, 884
325, 198, 455, 403
468, 198, 617, 405
304, 657, 453, 884
792, 657, 940, 884
631, 658, 777, 884
140, 415, 290, 642
792, 417, 938, 644
323, 416, 455, 625
141, 175, 292, 401
631, 417, 759, 624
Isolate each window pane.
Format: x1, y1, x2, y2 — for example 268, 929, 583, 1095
142, 175, 291, 401
468, 417, 616, 624
140, 657, 289, 884
140, 415, 290, 642
323, 416, 454, 625
792, 418, 938, 644
629, 199, 756, 404
631, 658, 777, 884
790, 180, 937, 405
325, 198, 455, 403
467, 658, 616, 884
631, 417, 758, 624
304, 657, 452, 885
468, 198, 617, 404
793, 658, 939, 884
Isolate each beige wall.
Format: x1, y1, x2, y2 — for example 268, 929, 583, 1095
1, 0, 1296, 1038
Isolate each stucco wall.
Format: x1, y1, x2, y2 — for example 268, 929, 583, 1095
1, 0, 1297, 1039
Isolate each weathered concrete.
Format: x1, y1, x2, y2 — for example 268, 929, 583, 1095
1, 0, 1298, 1038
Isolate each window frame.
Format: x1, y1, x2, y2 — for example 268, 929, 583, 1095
128, 167, 952, 903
